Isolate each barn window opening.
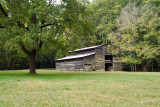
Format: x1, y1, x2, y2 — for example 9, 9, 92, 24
105, 55, 113, 61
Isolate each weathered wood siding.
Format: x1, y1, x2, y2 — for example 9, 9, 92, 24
95, 45, 122, 71
56, 59, 83, 71
56, 44, 122, 71
113, 57, 122, 71
95, 46, 105, 71
83, 55, 95, 71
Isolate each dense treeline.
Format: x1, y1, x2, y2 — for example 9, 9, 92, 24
0, 0, 159, 72
89, 0, 160, 71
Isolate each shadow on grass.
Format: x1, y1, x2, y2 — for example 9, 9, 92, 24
0, 71, 110, 80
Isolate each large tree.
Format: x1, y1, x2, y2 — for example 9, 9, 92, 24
0, 0, 92, 74
109, 3, 160, 71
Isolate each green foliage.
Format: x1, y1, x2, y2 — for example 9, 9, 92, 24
0, 0, 95, 72
88, 0, 144, 44
0, 0, 160, 71
108, 3, 160, 70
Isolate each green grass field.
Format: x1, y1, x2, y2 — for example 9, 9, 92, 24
0, 70, 160, 107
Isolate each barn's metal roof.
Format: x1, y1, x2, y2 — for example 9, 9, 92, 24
68, 44, 104, 53
74, 45, 103, 52
56, 52, 95, 61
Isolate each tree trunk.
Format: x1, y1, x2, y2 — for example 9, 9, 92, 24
131, 65, 134, 72
134, 64, 137, 71
142, 62, 148, 71
29, 55, 36, 74
19, 43, 41, 74
152, 61, 154, 72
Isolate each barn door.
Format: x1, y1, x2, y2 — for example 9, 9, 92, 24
105, 63, 113, 71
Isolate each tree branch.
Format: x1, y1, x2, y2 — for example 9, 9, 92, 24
0, 4, 30, 31
31, 49, 37, 56
0, 25, 5, 28
17, 21, 30, 31
32, 14, 37, 25
19, 42, 31, 56
36, 41, 43, 51
39, 41, 43, 49
0, 4, 8, 18
40, 24, 54, 29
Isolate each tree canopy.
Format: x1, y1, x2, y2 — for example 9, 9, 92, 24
0, 0, 94, 74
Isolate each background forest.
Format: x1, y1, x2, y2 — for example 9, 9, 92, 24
0, 0, 160, 71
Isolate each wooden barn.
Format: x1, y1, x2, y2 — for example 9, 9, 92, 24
55, 44, 122, 71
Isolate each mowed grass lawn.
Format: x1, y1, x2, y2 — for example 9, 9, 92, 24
0, 70, 160, 107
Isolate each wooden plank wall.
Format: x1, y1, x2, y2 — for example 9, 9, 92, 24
83, 55, 95, 71
95, 46, 105, 71
113, 57, 122, 71
56, 59, 83, 71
